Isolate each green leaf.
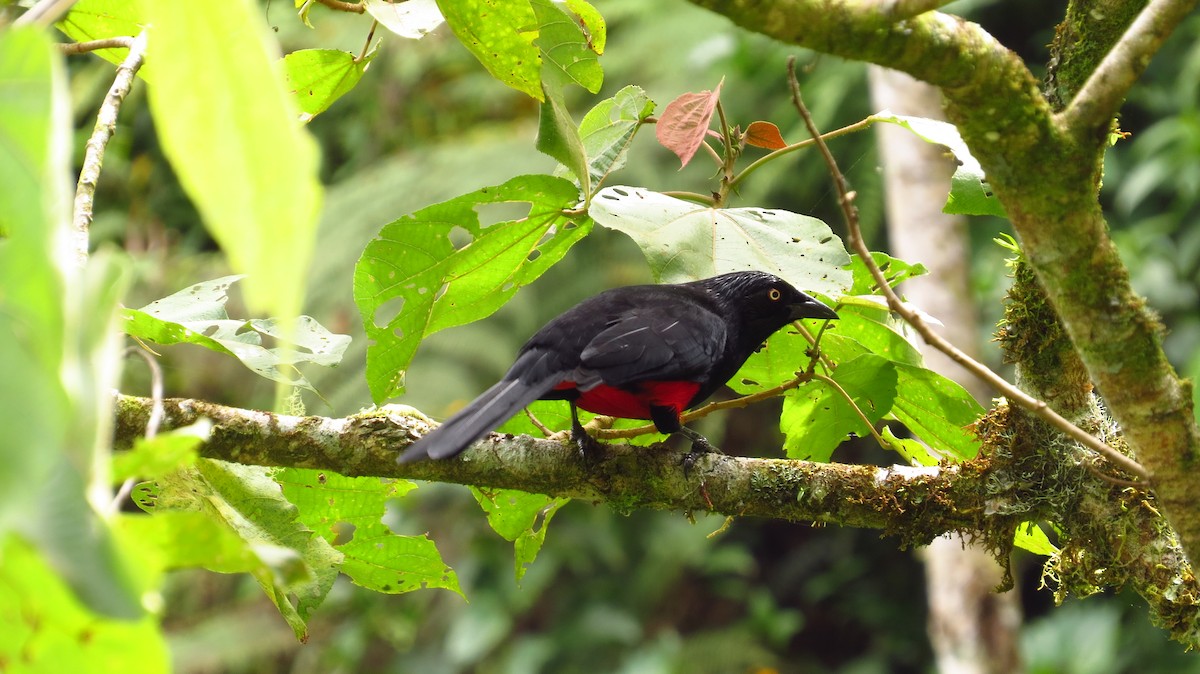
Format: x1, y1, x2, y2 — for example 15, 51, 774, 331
139, 0, 322, 320
0, 27, 69, 530
472, 487, 568, 583
537, 82, 590, 193
824, 303, 924, 367
112, 421, 210, 482
0, 535, 169, 673
881, 425, 939, 467
143, 460, 342, 640
117, 510, 261, 573
870, 110, 1006, 218
564, 0, 606, 53
846, 251, 928, 295
570, 85, 654, 189
1014, 521, 1059, 556
282, 48, 375, 119
590, 186, 852, 297
354, 174, 588, 401
277, 468, 463, 596
56, 0, 147, 72
364, 0, 444, 38
729, 324, 814, 394
531, 0, 602, 93
890, 364, 984, 461
436, 0, 542, 100
781, 354, 898, 461
123, 276, 351, 391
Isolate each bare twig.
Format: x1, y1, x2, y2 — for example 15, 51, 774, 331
13, 0, 77, 26
58, 37, 135, 55
785, 56, 1149, 482
315, 0, 365, 14
71, 30, 149, 269
1059, 0, 1200, 139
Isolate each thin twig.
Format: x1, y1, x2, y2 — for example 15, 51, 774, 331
13, 0, 77, 26
1059, 0, 1199, 140
71, 30, 148, 269
357, 19, 379, 63
785, 56, 1149, 482
315, 0, 365, 13
58, 37, 134, 55
110, 346, 164, 514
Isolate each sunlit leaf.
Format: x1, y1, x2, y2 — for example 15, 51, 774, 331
56, 0, 147, 72
1014, 521, 1059, 556
472, 487, 568, 583
282, 48, 376, 120
364, 0, 444, 38
531, 0, 602, 93
781, 354, 897, 461
590, 186, 852, 297
567, 85, 654, 189
436, 0, 542, 100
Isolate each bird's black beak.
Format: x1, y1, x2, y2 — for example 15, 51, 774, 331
791, 294, 838, 321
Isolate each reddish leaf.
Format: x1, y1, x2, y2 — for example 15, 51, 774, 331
655, 80, 723, 167
745, 120, 788, 150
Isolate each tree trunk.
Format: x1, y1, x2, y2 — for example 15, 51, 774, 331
869, 66, 1024, 674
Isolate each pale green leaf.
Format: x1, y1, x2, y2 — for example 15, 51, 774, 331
123, 276, 351, 391
564, 0, 606, 53
364, 0, 444, 38
881, 425, 940, 467
890, 364, 984, 461
56, 0, 147, 72
537, 82, 590, 192
112, 421, 211, 482
1014, 521, 1059, 556
531, 0, 602, 93
846, 251, 928, 295
566, 85, 654, 189
139, 0, 322, 320
871, 110, 1006, 217
590, 186, 852, 296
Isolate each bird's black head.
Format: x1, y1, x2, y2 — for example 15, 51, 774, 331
699, 271, 838, 341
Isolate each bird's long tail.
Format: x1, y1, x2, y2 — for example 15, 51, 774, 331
398, 354, 564, 463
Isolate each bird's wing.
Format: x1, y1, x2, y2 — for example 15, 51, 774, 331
578, 303, 727, 387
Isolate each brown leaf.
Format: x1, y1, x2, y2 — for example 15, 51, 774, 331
745, 120, 788, 150
655, 80, 724, 168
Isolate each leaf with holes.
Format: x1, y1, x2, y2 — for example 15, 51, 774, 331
871, 110, 1006, 217
472, 487, 568, 583
846, 251, 928, 295
780, 354, 897, 461
437, 0, 542, 100
745, 120, 787, 149
354, 174, 588, 402
277, 468, 462, 596
656, 80, 722, 167
590, 186, 851, 297
123, 276, 351, 392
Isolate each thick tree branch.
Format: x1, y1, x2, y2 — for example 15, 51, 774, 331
688, 0, 1200, 570
1059, 0, 1200, 139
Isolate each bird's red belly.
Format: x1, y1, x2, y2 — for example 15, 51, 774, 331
552, 380, 702, 419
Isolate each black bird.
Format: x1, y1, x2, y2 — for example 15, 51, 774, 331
399, 271, 838, 462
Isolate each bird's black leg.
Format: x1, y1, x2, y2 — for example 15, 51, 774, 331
651, 406, 722, 476
569, 401, 603, 462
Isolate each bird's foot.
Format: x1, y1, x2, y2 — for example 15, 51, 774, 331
677, 427, 722, 477
570, 426, 606, 464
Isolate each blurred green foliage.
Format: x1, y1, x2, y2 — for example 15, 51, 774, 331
51, 0, 1200, 670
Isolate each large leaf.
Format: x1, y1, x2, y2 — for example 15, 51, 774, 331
56, 0, 147, 72
590, 185, 852, 296
781, 354, 898, 462
0, 536, 169, 673
889, 363, 983, 461
139, 0, 322, 320
472, 487, 568, 583
277, 468, 463, 596
871, 110, 1006, 218
141, 460, 342, 640
282, 48, 376, 120
123, 276, 350, 392
354, 174, 588, 401
436, 0, 542, 100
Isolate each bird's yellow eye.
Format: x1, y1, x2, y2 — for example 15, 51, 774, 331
768, 288, 782, 301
